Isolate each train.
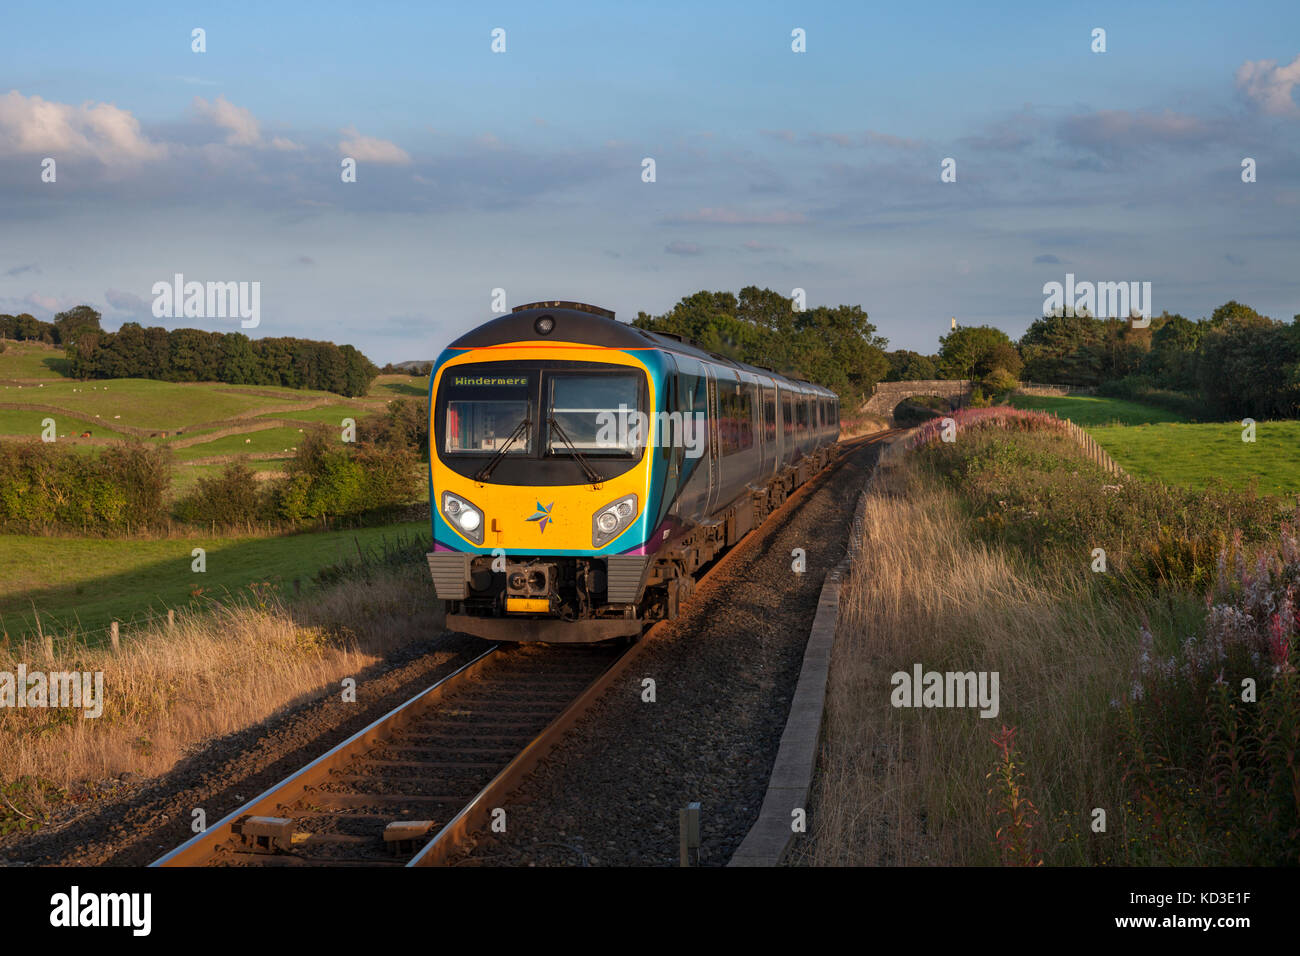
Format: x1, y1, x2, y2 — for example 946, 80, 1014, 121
425, 301, 840, 643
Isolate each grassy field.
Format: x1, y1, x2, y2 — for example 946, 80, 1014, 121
171, 425, 306, 461
255, 401, 368, 424
0, 342, 70, 378
0, 519, 430, 643
1007, 392, 1300, 495
0, 343, 430, 494
1007, 392, 1187, 425
0, 407, 106, 439
0, 343, 436, 641
1091, 420, 1300, 495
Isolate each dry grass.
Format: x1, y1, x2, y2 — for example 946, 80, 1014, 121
0, 564, 443, 792
801, 456, 1150, 865
839, 414, 891, 440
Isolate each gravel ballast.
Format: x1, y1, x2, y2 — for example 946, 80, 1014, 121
454, 439, 884, 867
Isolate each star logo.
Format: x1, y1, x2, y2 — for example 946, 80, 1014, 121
527, 501, 554, 533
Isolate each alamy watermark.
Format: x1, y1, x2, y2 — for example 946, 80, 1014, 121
890, 664, 999, 718
152, 273, 260, 328
1, 665, 104, 718
1042, 273, 1151, 327
594, 405, 707, 458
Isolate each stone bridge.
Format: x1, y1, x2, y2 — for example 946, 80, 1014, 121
862, 379, 972, 422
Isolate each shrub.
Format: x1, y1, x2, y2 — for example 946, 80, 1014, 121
358, 397, 428, 456
0, 440, 170, 533
910, 411, 1287, 592
175, 462, 270, 527
270, 426, 420, 523
981, 367, 1019, 396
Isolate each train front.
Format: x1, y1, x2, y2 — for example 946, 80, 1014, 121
425, 304, 666, 643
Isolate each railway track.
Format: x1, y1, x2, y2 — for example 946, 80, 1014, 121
151, 429, 896, 868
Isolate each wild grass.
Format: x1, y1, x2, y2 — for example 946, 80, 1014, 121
803, 414, 1297, 865
802, 459, 1156, 865
0, 554, 444, 832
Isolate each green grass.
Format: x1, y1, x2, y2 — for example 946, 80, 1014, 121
1091, 420, 1300, 495
256, 402, 376, 425
1007, 393, 1188, 426
0, 342, 71, 379
0, 407, 109, 439
370, 375, 428, 400
172, 426, 305, 461
1003, 394, 1300, 495
0, 520, 431, 641
4, 379, 296, 431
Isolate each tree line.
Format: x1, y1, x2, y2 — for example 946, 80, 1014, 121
1, 305, 380, 398
633, 287, 890, 406
884, 302, 1300, 420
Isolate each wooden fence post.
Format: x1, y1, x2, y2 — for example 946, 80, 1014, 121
110, 620, 120, 653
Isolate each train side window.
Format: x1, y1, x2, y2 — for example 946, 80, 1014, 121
763, 390, 776, 443
718, 379, 753, 456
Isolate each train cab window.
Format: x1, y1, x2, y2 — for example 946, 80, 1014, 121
443, 370, 534, 454
546, 372, 642, 455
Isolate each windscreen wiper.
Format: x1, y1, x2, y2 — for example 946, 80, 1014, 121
474, 418, 531, 481
547, 417, 604, 485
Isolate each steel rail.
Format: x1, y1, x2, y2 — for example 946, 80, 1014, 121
151, 430, 892, 867
149, 645, 501, 866
408, 429, 893, 865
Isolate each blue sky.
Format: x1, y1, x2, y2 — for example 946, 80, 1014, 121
2, 0, 1299, 362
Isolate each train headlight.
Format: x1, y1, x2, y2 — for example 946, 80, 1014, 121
592, 494, 638, 547
441, 491, 484, 545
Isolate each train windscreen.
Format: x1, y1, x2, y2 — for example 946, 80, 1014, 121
546, 372, 642, 456
442, 369, 534, 455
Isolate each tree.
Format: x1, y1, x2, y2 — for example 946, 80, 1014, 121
53, 305, 102, 346
884, 350, 939, 381
938, 325, 1020, 381
220, 333, 259, 385
1018, 313, 1105, 385
634, 288, 889, 403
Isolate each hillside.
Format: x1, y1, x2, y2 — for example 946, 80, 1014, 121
0, 340, 428, 498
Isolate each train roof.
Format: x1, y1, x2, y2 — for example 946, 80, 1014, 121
447, 302, 838, 398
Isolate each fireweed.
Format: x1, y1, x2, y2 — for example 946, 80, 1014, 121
1118, 517, 1300, 864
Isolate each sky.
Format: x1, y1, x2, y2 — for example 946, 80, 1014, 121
2, 0, 1299, 363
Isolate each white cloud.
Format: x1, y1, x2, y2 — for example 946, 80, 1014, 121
338, 126, 411, 164
192, 95, 261, 145
1236, 54, 1300, 116
0, 90, 165, 162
